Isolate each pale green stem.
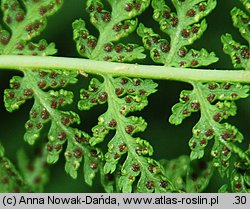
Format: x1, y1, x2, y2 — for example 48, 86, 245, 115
0, 55, 250, 83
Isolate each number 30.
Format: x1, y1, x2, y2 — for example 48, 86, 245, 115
234, 196, 246, 204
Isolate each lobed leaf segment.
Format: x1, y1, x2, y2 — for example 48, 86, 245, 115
221, 0, 250, 192
17, 148, 49, 193
0, 0, 60, 55
79, 76, 172, 192
170, 82, 249, 177
2, 0, 103, 187
138, 0, 250, 191
0, 143, 49, 192
222, 0, 250, 70
0, 144, 29, 192
230, 146, 250, 192
73, 0, 148, 62
138, 0, 218, 67
218, 146, 250, 193
74, 0, 174, 192
161, 156, 213, 192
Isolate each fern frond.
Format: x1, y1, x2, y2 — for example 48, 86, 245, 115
17, 147, 49, 192
144, 0, 250, 180
230, 146, 250, 192
222, 1, 250, 70
161, 156, 213, 192
0, 143, 29, 192
1, 0, 103, 186
0, 0, 62, 55
73, 0, 149, 62
4, 70, 77, 112
74, 0, 174, 192
170, 82, 249, 176
138, 0, 218, 67
79, 76, 171, 192
4, 70, 103, 185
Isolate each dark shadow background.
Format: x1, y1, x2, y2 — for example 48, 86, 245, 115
0, 0, 249, 192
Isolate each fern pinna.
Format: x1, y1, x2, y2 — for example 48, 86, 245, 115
0, 0, 249, 192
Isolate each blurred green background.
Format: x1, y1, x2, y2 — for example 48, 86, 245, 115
0, 0, 249, 192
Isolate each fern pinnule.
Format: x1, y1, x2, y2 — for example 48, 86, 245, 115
222, 0, 250, 70
0, 144, 29, 192
73, 0, 149, 62
138, 0, 218, 67
17, 148, 49, 192
161, 156, 213, 192
0, 0, 62, 55
74, 0, 174, 192
170, 82, 249, 176
1, 0, 103, 187
137, 0, 250, 182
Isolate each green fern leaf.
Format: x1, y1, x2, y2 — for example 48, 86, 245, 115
218, 145, 250, 192
17, 148, 49, 192
73, 0, 149, 62
232, 7, 250, 42
100, 166, 117, 192
161, 156, 213, 192
160, 156, 190, 192
4, 70, 102, 185
75, 0, 174, 192
221, 34, 249, 69
137, 0, 218, 67
151, 0, 250, 180
222, 2, 250, 70
170, 82, 249, 176
4, 70, 77, 112
79, 76, 172, 192
0, 0, 62, 55
240, 0, 250, 10
1, 0, 103, 186
0, 143, 29, 192
231, 169, 250, 192
218, 185, 229, 193
230, 146, 250, 192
